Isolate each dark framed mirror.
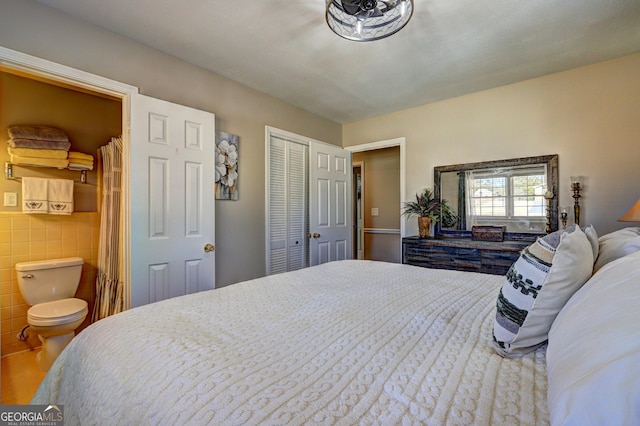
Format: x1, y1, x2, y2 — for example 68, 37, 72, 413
434, 154, 559, 241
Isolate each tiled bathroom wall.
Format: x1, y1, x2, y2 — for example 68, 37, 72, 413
0, 212, 99, 356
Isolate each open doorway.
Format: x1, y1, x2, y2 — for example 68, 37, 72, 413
347, 138, 405, 263
0, 64, 123, 357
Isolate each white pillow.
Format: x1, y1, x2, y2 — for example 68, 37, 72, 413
583, 224, 599, 261
593, 227, 640, 272
492, 225, 594, 357
547, 250, 640, 426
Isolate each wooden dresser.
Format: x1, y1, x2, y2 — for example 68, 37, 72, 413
402, 236, 531, 275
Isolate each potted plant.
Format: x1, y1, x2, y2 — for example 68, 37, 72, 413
402, 188, 458, 238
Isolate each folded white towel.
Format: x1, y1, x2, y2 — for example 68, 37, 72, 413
22, 177, 49, 214
48, 179, 74, 215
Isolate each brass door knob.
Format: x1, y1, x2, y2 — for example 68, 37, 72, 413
204, 243, 215, 253
312, 233, 321, 239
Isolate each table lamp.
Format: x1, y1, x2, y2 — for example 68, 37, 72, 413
619, 197, 640, 222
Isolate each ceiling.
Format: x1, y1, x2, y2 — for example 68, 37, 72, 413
37, 0, 640, 123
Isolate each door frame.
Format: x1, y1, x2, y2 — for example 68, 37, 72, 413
0, 46, 138, 308
345, 137, 406, 259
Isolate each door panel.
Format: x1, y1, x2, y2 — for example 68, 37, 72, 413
185, 162, 203, 235
286, 142, 307, 271
148, 157, 168, 238
309, 142, 352, 266
131, 94, 215, 307
317, 179, 329, 226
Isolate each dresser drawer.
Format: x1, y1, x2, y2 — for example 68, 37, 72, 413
480, 250, 520, 275
403, 244, 481, 272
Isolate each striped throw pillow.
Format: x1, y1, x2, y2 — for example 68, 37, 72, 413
492, 225, 594, 357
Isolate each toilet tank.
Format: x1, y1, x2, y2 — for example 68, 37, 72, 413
15, 257, 84, 306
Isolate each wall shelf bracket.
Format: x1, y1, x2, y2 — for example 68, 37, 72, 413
4, 162, 89, 184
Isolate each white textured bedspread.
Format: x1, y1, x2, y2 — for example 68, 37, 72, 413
33, 260, 548, 425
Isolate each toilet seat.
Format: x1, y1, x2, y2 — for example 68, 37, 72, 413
28, 298, 88, 327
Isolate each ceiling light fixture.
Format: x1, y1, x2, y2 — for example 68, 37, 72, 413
326, 0, 414, 42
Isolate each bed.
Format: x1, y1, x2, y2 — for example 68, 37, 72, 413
32, 226, 640, 425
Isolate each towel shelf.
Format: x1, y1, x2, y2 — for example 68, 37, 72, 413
4, 162, 89, 184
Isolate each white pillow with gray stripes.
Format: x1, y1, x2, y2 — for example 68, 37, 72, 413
492, 225, 594, 357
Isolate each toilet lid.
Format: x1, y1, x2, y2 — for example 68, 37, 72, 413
28, 298, 88, 326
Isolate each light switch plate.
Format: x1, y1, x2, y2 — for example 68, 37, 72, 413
4, 192, 17, 207
371, 207, 379, 216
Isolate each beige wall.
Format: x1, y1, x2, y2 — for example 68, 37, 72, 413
0, 0, 342, 287
353, 147, 401, 263
344, 54, 640, 237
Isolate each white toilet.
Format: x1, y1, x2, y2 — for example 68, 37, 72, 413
15, 257, 88, 371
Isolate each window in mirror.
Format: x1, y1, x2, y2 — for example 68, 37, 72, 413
467, 164, 547, 230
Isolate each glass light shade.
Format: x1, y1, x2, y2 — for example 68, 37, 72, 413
326, 0, 414, 42
571, 176, 582, 189
619, 198, 640, 222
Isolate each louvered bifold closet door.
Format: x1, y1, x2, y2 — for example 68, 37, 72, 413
287, 142, 308, 271
268, 136, 308, 274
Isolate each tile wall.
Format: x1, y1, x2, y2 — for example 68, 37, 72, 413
0, 212, 99, 356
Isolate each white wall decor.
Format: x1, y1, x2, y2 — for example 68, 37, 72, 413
215, 131, 239, 200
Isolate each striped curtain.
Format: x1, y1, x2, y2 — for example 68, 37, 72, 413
93, 136, 124, 321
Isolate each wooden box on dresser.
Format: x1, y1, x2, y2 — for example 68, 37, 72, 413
402, 236, 531, 275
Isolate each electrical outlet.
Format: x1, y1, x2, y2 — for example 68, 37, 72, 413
371, 207, 379, 216
4, 192, 17, 207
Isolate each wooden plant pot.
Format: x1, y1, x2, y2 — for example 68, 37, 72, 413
418, 216, 432, 239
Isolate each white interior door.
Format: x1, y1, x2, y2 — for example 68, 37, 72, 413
267, 136, 308, 274
309, 142, 352, 265
130, 94, 215, 307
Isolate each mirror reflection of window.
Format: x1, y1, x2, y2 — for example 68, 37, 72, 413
465, 165, 547, 232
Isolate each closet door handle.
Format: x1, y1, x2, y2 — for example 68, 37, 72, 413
312, 233, 321, 239
204, 243, 215, 253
